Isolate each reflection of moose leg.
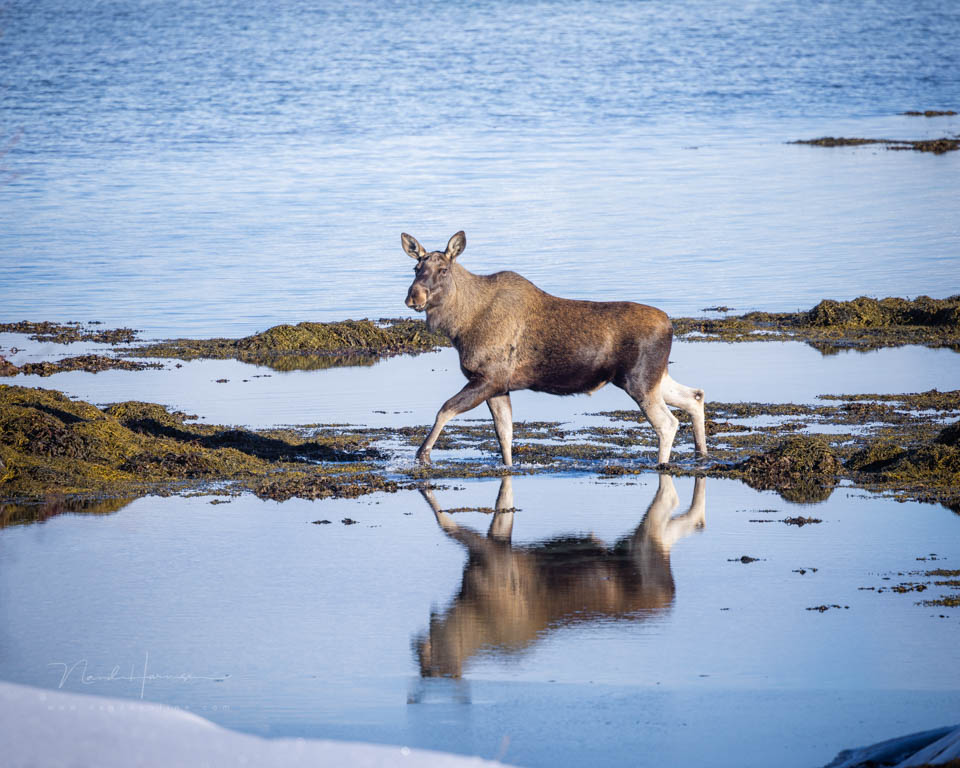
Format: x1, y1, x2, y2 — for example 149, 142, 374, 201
416, 477, 520, 678
638, 475, 706, 550
657, 475, 706, 551
628, 474, 706, 598
488, 476, 514, 541
418, 476, 514, 543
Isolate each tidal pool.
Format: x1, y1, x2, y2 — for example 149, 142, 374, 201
0, 472, 957, 768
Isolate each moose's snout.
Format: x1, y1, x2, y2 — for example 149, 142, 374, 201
406, 283, 428, 311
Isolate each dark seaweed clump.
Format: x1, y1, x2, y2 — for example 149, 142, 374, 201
249, 472, 399, 502
901, 109, 958, 117
123, 318, 451, 371
0, 355, 163, 377
0, 321, 140, 344
791, 137, 959, 154
846, 421, 960, 513
734, 436, 842, 503
673, 295, 960, 352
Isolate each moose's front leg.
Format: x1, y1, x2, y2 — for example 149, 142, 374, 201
487, 393, 513, 466
417, 378, 499, 464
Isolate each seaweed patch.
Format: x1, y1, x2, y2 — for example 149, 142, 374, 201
733, 436, 842, 503
672, 295, 960, 352
0, 355, 163, 377
122, 318, 451, 370
3, 381, 959, 513
790, 136, 959, 154
901, 110, 957, 117
0, 321, 140, 344
0, 385, 396, 508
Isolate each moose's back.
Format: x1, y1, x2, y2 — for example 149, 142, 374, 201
510, 290, 674, 396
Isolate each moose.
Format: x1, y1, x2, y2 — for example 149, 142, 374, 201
403, 231, 707, 465
416, 474, 707, 678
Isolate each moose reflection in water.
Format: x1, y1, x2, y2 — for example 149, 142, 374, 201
415, 474, 706, 678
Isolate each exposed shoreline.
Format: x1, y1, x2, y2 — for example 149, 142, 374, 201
2, 299, 958, 521
2, 383, 958, 524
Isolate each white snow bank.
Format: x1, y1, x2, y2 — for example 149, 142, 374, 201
898, 725, 960, 767
0, 681, 513, 768
824, 722, 960, 768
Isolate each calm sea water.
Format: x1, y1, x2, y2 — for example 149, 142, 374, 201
1, 0, 959, 337
2, 477, 959, 768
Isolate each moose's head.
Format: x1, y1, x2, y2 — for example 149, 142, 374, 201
403, 231, 465, 312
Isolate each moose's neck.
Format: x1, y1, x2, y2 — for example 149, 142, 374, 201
425, 263, 488, 342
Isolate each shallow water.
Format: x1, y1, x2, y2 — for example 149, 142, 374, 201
2, 334, 959, 766
1, 475, 958, 767
2, 0, 959, 336
4, 337, 959, 431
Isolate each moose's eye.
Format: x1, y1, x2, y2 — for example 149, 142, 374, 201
439, 267, 448, 276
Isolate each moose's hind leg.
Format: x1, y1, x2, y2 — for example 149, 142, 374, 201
623, 380, 679, 466
661, 373, 708, 457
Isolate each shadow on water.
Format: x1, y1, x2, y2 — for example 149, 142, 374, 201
412, 474, 706, 683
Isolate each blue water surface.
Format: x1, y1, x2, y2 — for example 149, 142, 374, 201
1, 0, 959, 336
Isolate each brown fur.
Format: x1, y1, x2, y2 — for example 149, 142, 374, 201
403, 231, 707, 465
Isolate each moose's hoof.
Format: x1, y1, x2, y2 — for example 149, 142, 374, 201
416, 451, 432, 465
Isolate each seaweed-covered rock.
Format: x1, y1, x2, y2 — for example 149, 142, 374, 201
123, 318, 451, 370
104, 401, 195, 434
846, 429, 960, 512
737, 435, 842, 503
805, 296, 960, 329
881, 444, 960, 483
902, 109, 958, 116
0, 385, 381, 501
845, 439, 906, 472
0, 408, 87, 458
673, 295, 960, 351
806, 297, 889, 327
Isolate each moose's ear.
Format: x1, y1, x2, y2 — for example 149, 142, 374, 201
401, 233, 425, 260
445, 231, 466, 261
